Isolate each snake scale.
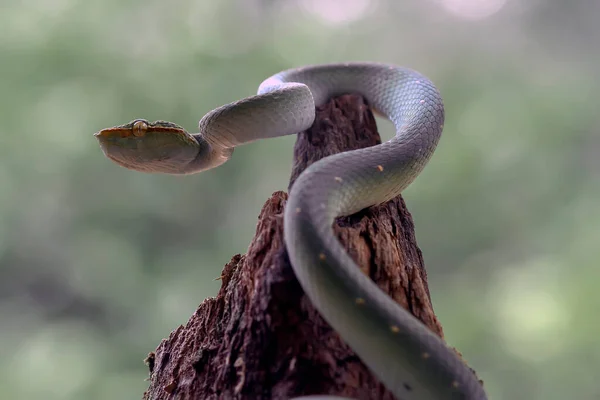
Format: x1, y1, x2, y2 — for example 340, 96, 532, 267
95, 62, 487, 400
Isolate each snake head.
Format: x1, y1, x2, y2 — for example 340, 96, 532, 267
94, 119, 203, 174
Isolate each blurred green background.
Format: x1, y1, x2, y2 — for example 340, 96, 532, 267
1, 0, 598, 399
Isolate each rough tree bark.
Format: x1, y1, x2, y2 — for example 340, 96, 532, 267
142, 94, 462, 400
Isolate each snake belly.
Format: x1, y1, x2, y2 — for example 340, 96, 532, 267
95, 62, 487, 400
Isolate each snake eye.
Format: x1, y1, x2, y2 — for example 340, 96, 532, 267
132, 120, 148, 137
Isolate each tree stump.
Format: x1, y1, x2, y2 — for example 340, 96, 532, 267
143, 94, 448, 400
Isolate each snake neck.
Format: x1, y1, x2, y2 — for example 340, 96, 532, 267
182, 134, 234, 174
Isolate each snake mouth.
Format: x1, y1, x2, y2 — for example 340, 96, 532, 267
94, 128, 135, 140
94, 119, 188, 140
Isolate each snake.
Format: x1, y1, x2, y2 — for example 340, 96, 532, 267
95, 62, 487, 400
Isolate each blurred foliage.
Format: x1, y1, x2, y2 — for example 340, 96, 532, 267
1, 0, 598, 399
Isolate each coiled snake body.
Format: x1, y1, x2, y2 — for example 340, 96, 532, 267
96, 62, 487, 400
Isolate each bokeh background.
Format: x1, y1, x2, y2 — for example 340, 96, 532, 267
1, 0, 598, 399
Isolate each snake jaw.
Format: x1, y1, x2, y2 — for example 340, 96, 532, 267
94, 119, 203, 174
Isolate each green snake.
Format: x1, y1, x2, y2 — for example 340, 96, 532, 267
95, 62, 487, 400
